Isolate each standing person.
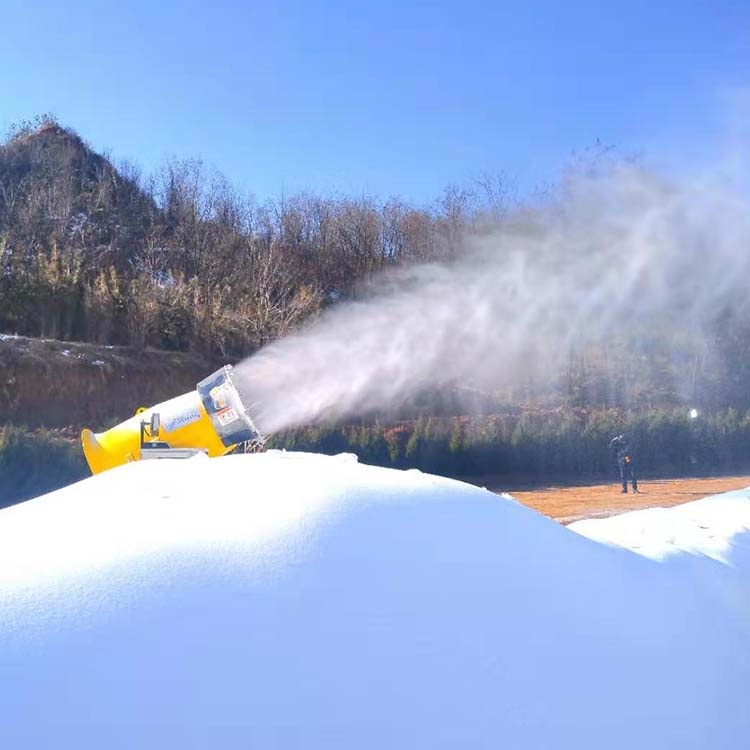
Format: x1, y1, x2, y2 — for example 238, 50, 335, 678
610, 434, 638, 493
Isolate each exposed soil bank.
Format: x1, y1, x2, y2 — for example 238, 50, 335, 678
0, 335, 223, 430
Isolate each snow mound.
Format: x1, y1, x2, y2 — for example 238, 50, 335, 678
570, 488, 750, 566
1, 452, 749, 749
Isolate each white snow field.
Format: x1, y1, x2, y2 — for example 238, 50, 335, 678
1, 452, 749, 750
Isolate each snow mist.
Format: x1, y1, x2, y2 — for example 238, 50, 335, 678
234, 158, 750, 435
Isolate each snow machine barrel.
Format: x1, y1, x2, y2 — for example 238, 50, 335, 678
81, 365, 263, 475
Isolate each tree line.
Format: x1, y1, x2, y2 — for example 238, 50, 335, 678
273, 407, 750, 480
0, 118, 504, 358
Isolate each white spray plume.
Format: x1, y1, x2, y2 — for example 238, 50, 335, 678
235, 156, 750, 435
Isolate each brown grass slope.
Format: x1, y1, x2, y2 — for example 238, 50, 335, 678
507, 475, 750, 524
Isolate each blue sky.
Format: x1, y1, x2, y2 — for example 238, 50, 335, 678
1, 0, 747, 204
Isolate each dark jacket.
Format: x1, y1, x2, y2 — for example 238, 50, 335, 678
610, 435, 633, 467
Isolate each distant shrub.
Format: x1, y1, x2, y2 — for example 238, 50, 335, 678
0, 426, 88, 508
4, 407, 750, 509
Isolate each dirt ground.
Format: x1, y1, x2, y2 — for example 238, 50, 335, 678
503, 475, 750, 525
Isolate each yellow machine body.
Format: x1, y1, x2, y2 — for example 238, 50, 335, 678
81, 392, 224, 474
81, 365, 263, 475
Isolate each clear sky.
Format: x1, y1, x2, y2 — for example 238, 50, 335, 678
1, 0, 748, 204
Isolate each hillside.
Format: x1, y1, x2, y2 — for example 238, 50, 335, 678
2, 119, 750, 411
0, 118, 317, 356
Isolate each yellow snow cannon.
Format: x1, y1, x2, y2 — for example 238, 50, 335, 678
81, 365, 263, 475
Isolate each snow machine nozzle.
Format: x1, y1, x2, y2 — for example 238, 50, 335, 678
81, 365, 264, 475
196, 365, 261, 448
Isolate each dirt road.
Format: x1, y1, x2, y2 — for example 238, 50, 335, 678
503, 475, 750, 524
